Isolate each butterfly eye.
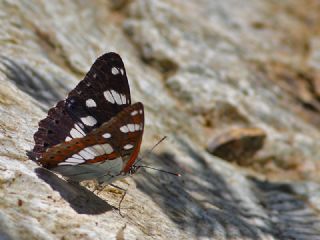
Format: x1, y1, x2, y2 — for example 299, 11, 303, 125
54, 120, 59, 124
48, 130, 53, 135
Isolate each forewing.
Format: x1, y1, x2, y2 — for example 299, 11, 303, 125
27, 52, 131, 161
67, 52, 131, 129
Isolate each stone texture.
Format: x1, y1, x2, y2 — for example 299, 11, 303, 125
1, 0, 320, 239
207, 127, 266, 165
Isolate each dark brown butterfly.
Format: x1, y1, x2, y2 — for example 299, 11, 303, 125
27, 52, 144, 185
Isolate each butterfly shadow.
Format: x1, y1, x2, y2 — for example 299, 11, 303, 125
35, 167, 113, 215
134, 138, 320, 239
134, 139, 268, 239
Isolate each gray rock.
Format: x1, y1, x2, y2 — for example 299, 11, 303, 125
1, 0, 320, 239
207, 127, 266, 165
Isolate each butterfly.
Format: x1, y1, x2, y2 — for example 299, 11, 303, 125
27, 52, 144, 186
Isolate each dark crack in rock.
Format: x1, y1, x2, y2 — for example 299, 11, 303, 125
207, 127, 266, 165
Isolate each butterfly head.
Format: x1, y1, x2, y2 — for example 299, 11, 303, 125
127, 164, 141, 175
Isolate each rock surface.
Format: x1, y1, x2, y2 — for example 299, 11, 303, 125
207, 127, 266, 165
1, 0, 320, 239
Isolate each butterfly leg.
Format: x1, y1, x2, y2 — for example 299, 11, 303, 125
92, 181, 106, 194
109, 183, 127, 217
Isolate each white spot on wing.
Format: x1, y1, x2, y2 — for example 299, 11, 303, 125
65, 158, 85, 164
85, 144, 113, 157
72, 154, 83, 160
90, 145, 105, 155
101, 144, 113, 154
65, 136, 72, 141
121, 94, 126, 105
123, 144, 134, 150
58, 161, 79, 166
111, 90, 122, 105
93, 73, 97, 78
120, 125, 129, 133
86, 99, 97, 108
104, 90, 115, 103
134, 124, 140, 131
120, 124, 142, 133
81, 116, 97, 126
70, 128, 82, 138
131, 110, 138, 116
111, 67, 119, 75
71, 154, 83, 159
102, 133, 111, 138
127, 124, 135, 132
139, 110, 143, 114
75, 124, 85, 136
78, 149, 93, 160
120, 68, 124, 75
82, 148, 96, 157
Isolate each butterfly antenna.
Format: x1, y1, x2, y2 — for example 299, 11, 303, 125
134, 136, 167, 165
138, 165, 181, 177
133, 136, 181, 177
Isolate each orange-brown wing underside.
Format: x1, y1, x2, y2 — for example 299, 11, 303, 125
39, 102, 144, 170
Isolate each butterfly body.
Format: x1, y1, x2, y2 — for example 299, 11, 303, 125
28, 53, 144, 185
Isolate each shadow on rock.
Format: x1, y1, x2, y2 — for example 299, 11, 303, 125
134, 138, 262, 239
134, 138, 320, 239
250, 177, 320, 239
35, 168, 113, 215
0, 56, 68, 108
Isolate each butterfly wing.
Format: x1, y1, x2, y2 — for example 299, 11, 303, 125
38, 103, 144, 183
28, 52, 131, 161
67, 52, 131, 128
